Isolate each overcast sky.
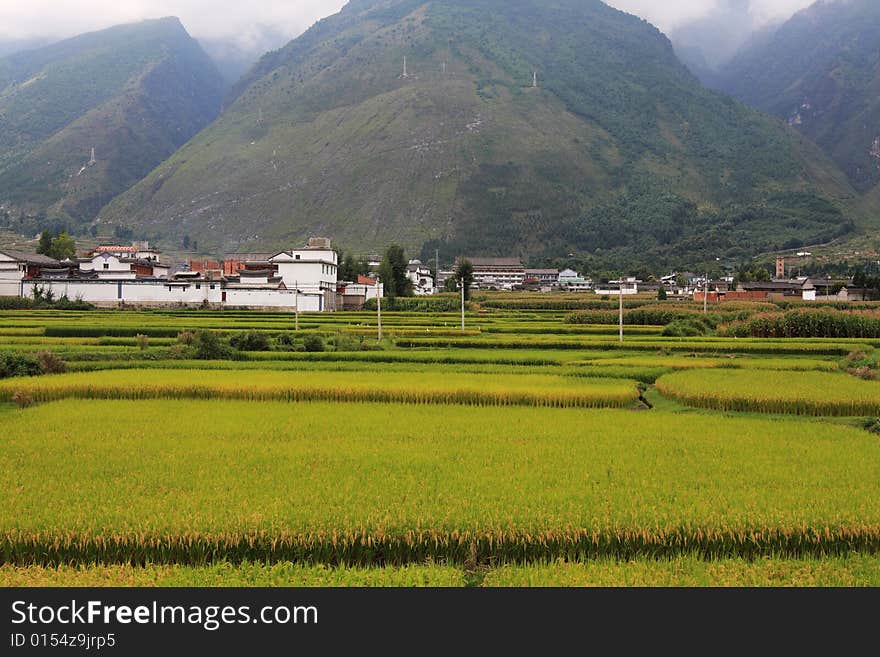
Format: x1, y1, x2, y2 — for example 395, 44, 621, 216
0, 0, 818, 45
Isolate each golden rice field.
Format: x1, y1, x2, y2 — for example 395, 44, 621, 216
3, 400, 880, 566
1, 306, 879, 587
655, 369, 880, 416
482, 555, 880, 587
0, 564, 466, 587
5, 556, 880, 587
0, 369, 640, 408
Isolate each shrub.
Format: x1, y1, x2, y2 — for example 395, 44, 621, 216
662, 316, 715, 337
303, 335, 325, 353
229, 331, 271, 352
0, 297, 33, 310
11, 390, 34, 408
36, 351, 67, 375
275, 333, 295, 350
192, 331, 233, 360
53, 296, 94, 311
135, 334, 149, 351
863, 418, 880, 435
165, 344, 189, 360
331, 332, 363, 352
0, 353, 41, 379
849, 366, 878, 381
841, 349, 878, 377
177, 331, 196, 346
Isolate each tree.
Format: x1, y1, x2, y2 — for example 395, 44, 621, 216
339, 253, 360, 282
734, 264, 772, 287
454, 259, 474, 301
379, 244, 412, 300
47, 232, 76, 261
37, 230, 53, 256
657, 286, 668, 300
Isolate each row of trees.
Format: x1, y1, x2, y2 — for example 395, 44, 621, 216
343, 244, 475, 301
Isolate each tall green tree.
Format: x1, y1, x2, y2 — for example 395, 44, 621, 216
37, 230, 53, 256
379, 244, 412, 300
47, 232, 76, 261
339, 253, 360, 282
455, 259, 475, 301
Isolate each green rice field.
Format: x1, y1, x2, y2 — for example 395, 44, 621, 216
1, 300, 879, 587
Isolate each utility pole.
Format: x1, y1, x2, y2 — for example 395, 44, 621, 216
294, 280, 299, 330
619, 275, 624, 343
704, 271, 709, 314
533, 71, 537, 88
435, 249, 440, 294
460, 277, 466, 332
376, 278, 382, 341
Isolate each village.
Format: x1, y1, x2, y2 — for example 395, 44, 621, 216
0, 238, 874, 311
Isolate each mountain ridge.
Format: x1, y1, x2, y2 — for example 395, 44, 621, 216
0, 17, 225, 232
83, 0, 863, 266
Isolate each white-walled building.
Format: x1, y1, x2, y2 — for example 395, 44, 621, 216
269, 237, 338, 311
464, 258, 526, 290
594, 278, 639, 295
21, 273, 223, 307
0, 250, 60, 297
406, 260, 435, 295
7, 237, 343, 311
337, 275, 384, 310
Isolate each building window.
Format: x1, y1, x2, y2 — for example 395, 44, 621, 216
210, 284, 215, 290
103, 263, 109, 270
196, 284, 201, 290
295, 255, 301, 260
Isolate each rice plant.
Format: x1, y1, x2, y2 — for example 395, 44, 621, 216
2, 401, 879, 565
655, 369, 880, 416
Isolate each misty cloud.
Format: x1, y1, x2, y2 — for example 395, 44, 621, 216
0, 1, 346, 49
0, 0, 819, 49
606, 0, 815, 30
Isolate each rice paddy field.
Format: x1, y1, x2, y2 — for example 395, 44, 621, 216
2, 298, 880, 587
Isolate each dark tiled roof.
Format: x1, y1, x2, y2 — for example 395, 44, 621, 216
463, 257, 523, 268
0, 250, 60, 266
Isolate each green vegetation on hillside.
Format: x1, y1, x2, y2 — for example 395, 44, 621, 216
0, 17, 224, 230
98, 0, 856, 269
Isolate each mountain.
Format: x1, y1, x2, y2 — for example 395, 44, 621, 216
0, 18, 224, 233
99, 0, 858, 267
716, 0, 880, 195
0, 36, 54, 58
